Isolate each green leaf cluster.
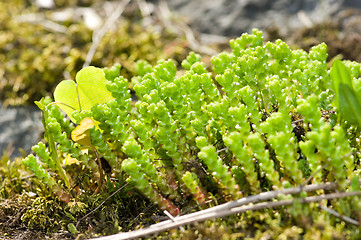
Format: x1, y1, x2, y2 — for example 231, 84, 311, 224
22, 29, 361, 233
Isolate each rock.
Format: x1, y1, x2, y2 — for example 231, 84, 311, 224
0, 104, 43, 158
165, 0, 361, 37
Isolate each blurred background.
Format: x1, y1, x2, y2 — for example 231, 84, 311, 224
1, 0, 361, 158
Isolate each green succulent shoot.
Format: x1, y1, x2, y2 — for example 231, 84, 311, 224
21, 29, 361, 229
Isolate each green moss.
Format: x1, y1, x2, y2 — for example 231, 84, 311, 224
0, 1, 189, 106
20, 196, 64, 233
0, 153, 25, 198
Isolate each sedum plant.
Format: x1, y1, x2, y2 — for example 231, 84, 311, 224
22, 29, 361, 233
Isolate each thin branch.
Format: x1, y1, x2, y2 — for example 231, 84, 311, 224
291, 110, 336, 125
292, 119, 304, 124
302, 163, 328, 186
230, 191, 360, 214
319, 205, 359, 226
157, 0, 218, 56
83, 0, 131, 68
92, 147, 104, 194
136, 0, 152, 18
199, 33, 230, 45
92, 182, 358, 240
216, 147, 229, 154
173, 182, 338, 221
19, 174, 35, 180
76, 182, 128, 229
164, 210, 185, 232
14, 13, 68, 33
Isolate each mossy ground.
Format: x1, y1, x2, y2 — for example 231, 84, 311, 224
0, 0, 191, 106
1, 145, 361, 239
1, 1, 361, 240
2, 158, 359, 240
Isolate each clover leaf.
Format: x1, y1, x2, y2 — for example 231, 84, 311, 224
54, 66, 114, 123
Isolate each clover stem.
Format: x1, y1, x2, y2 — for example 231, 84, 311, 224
92, 147, 104, 194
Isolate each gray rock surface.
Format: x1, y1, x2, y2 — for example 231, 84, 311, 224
0, 104, 43, 158
166, 0, 361, 37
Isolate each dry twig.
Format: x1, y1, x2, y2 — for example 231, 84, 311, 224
76, 182, 128, 229
83, 0, 131, 68
319, 205, 359, 226
14, 13, 68, 33
92, 182, 361, 240
157, 0, 219, 56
